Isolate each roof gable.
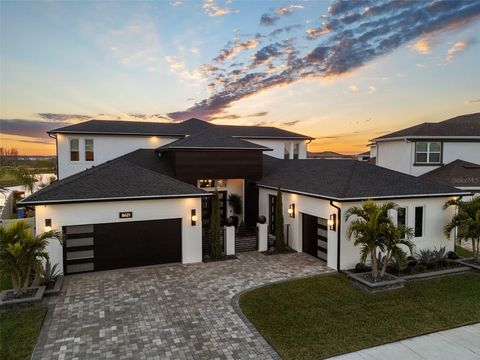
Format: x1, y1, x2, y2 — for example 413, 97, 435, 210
420, 159, 480, 188
373, 113, 480, 141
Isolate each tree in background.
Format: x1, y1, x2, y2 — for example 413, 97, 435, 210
275, 186, 285, 250
444, 197, 480, 263
210, 190, 222, 259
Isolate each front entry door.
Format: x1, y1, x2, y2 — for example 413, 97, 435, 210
302, 213, 328, 262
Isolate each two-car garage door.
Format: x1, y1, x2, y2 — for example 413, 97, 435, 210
63, 219, 182, 274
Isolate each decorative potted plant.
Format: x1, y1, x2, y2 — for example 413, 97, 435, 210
227, 193, 242, 227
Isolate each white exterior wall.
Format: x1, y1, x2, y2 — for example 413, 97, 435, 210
259, 188, 457, 270
244, 139, 307, 159
375, 140, 413, 174
259, 188, 339, 269
34, 197, 203, 273
339, 197, 456, 270
375, 140, 480, 176
56, 134, 180, 179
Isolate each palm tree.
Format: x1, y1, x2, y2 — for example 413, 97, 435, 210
345, 200, 397, 279
275, 186, 285, 250
0, 221, 61, 295
378, 223, 414, 277
14, 168, 39, 194
209, 190, 222, 259
444, 197, 480, 263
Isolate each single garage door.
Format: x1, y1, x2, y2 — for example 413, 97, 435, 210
302, 213, 328, 262
63, 219, 182, 274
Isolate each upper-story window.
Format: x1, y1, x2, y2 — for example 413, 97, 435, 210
85, 139, 94, 161
293, 143, 299, 159
284, 143, 290, 159
70, 139, 79, 161
415, 142, 441, 164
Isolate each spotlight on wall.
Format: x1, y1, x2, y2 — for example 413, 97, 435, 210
44, 218, 52, 232
328, 214, 336, 231
288, 203, 295, 218
191, 209, 198, 226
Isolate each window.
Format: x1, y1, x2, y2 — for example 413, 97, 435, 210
70, 139, 79, 161
85, 139, 94, 161
197, 179, 226, 188
415, 142, 441, 164
293, 143, 300, 159
397, 207, 407, 238
284, 143, 290, 159
414, 206, 424, 237
269, 195, 277, 235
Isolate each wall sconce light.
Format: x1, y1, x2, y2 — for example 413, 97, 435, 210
328, 214, 336, 231
288, 203, 295, 218
191, 209, 198, 226
44, 218, 52, 232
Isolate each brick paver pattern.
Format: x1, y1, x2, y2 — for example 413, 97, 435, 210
33, 252, 332, 360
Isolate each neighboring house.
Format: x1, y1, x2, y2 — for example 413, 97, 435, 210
307, 151, 353, 159
370, 112, 480, 177
20, 118, 468, 274
420, 160, 480, 194
356, 151, 371, 162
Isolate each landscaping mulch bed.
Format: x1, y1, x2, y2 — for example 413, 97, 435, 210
203, 255, 238, 262
456, 258, 480, 270
356, 272, 398, 283
1, 288, 37, 302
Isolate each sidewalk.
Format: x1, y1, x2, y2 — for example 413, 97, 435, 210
330, 323, 480, 360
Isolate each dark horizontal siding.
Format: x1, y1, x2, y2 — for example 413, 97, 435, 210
172, 150, 263, 182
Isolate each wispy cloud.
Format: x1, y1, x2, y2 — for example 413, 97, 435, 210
260, 4, 304, 26
213, 38, 259, 63
165, 55, 204, 81
168, 0, 480, 121
348, 85, 359, 93
211, 111, 268, 120
445, 39, 476, 61
411, 37, 435, 54
36, 113, 91, 122
203, 0, 239, 17
464, 98, 480, 104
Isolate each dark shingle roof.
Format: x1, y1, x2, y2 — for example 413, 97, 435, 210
156, 127, 271, 151
420, 159, 480, 189
257, 159, 469, 200
374, 113, 480, 141
49, 118, 312, 139
20, 150, 205, 205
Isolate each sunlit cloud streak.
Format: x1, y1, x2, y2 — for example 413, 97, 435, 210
168, 0, 480, 121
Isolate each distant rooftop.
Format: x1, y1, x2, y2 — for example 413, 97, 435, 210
49, 118, 312, 140
307, 151, 353, 159
420, 159, 480, 189
373, 112, 480, 141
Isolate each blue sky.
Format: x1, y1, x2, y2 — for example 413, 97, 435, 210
1, 0, 479, 154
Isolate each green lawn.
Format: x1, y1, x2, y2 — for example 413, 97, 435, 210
239, 273, 480, 360
0, 307, 47, 360
457, 245, 474, 258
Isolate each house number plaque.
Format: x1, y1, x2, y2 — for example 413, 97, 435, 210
119, 211, 133, 219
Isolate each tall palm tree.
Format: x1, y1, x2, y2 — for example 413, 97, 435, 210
444, 197, 480, 263
345, 200, 397, 279
15, 168, 39, 194
378, 223, 414, 277
0, 221, 61, 295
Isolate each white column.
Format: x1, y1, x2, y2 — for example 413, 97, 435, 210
289, 142, 294, 159
224, 225, 235, 255
257, 223, 268, 252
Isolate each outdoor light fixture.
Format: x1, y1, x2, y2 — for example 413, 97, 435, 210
288, 203, 295, 218
328, 214, 336, 231
191, 209, 198, 226
44, 219, 52, 232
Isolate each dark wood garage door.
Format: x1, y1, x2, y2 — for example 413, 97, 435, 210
302, 213, 328, 262
63, 219, 182, 274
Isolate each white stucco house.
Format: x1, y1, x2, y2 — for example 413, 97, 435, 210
369, 112, 480, 194
20, 118, 469, 274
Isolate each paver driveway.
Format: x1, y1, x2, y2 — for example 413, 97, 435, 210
34, 252, 333, 360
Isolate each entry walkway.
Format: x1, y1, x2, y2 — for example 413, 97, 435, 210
330, 323, 480, 360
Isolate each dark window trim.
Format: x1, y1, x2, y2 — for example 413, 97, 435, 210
414, 141, 443, 165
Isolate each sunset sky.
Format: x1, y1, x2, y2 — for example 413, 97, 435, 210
1, 0, 479, 155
